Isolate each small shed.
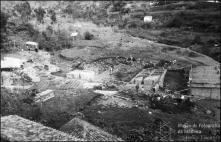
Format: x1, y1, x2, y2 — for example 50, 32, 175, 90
25, 41, 38, 51
190, 66, 220, 100
34, 89, 55, 103
144, 16, 153, 23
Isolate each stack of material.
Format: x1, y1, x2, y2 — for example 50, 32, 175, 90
60, 118, 124, 141
66, 70, 95, 81
1, 115, 84, 141
34, 89, 55, 103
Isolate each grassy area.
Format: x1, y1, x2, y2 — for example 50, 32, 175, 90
83, 98, 220, 141
1, 88, 41, 120
36, 89, 101, 129
1, 87, 101, 130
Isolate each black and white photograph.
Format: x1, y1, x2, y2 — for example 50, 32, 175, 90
0, 0, 220, 141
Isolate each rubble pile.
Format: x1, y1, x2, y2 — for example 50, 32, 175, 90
148, 93, 195, 113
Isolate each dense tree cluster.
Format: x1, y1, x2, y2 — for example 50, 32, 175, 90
14, 2, 31, 23
34, 7, 46, 23
0, 12, 9, 51
48, 9, 57, 24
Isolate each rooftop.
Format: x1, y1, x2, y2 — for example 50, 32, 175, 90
191, 66, 220, 88
1, 115, 84, 141
60, 117, 124, 141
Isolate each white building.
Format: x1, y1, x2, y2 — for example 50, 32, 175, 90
66, 70, 96, 81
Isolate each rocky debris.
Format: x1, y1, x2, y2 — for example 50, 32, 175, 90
1, 115, 84, 141
148, 93, 195, 113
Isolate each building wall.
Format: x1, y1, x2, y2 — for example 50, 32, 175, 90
191, 88, 220, 100
66, 70, 95, 81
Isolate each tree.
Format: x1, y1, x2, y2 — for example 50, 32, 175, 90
48, 10, 56, 24
34, 7, 46, 23
0, 12, 9, 51
14, 1, 31, 23
0, 12, 9, 32
111, 1, 127, 12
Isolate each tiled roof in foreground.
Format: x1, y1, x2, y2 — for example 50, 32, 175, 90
60, 117, 124, 141
1, 115, 85, 141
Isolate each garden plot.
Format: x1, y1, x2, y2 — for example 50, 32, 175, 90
94, 90, 134, 108
58, 79, 83, 90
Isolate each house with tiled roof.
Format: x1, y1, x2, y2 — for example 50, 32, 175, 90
190, 66, 220, 100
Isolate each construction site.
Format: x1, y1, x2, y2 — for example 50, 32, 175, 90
1, 1, 220, 141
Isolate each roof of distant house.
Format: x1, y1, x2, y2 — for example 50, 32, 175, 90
25, 41, 38, 46
191, 66, 220, 88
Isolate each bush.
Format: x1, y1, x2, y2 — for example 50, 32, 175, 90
15, 23, 38, 37
0, 12, 9, 32
37, 29, 72, 51
1, 89, 41, 120
164, 14, 184, 28
14, 2, 31, 23
187, 51, 199, 57
34, 7, 46, 23
141, 23, 152, 29
84, 31, 94, 40
192, 35, 202, 44
111, 1, 126, 12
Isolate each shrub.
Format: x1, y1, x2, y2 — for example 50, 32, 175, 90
188, 51, 199, 57
164, 14, 184, 28
14, 2, 31, 23
34, 7, 46, 23
192, 35, 201, 44
0, 12, 9, 32
84, 31, 94, 40
1, 89, 41, 121
37, 29, 72, 51
141, 23, 152, 29
111, 1, 126, 12
15, 23, 39, 38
